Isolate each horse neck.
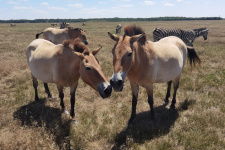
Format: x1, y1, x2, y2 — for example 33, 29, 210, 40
62, 47, 81, 73
129, 43, 148, 74
69, 30, 79, 39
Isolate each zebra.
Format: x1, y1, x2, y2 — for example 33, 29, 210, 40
59, 22, 70, 29
116, 24, 123, 34
153, 28, 209, 46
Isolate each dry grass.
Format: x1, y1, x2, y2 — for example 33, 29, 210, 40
0, 21, 224, 150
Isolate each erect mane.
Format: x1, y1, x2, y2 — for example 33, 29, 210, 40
63, 39, 88, 53
123, 25, 146, 45
193, 28, 207, 32
68, 27, 84, 32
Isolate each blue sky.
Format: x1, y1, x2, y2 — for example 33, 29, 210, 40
0, 0, 224, 20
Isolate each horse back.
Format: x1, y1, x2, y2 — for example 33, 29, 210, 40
43, 28, 69, 44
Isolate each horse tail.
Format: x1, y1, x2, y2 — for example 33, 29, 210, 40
36, 32, 43, 39
187, 46, 201, 67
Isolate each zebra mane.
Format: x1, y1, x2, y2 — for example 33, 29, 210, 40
123, 25, 146, 45
193, 28, 207, 32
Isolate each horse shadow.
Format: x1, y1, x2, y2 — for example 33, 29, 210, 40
112, 99, 195, 149
13, 98, 71, 149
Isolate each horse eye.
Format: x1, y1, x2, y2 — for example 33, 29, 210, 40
85, 67, 92, 71
127, 52, 132, 57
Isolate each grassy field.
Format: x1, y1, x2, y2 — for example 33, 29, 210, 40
0, 20, 224, 150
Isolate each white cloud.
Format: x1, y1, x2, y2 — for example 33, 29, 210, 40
185, 1, 192, 4
7, 1, 17, 4
162, 1, 175, 6
68, 3, 83, 8
142, 1, 156, 5
164, 2, 175, 6
49, 7, 67, 11
32, 9, 48, 14
14, 6, 33, 10
19, 0, 29, 1
99, 1, 107, 4
120, 4, 133, 8
41, 2, 48, 5
177, 0, 182, 2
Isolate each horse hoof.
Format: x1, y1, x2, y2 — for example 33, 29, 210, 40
35, 96, 40, 101
164, 99, 169, 105
71, 120, 79, 125
127, 120, 135, 127
63, 110, 69, 115
170, 104, 175, 110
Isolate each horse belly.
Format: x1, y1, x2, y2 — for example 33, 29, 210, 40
155, 59, 183, 83
155, 68, 182, 83
29, 57, 54, 83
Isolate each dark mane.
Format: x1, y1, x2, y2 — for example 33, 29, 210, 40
193, 28, 207, 32
123, 25, 146, 45
63, 39, 88, 53
68, 27, 84, 32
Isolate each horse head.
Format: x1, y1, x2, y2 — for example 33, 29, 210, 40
108, 28, 145, 92
73, 45, 111, 98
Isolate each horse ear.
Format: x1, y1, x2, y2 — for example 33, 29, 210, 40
73, 51, 84, 60
108, 32, 119, 41
92, 46, 102, 56
130, 33, 145, 44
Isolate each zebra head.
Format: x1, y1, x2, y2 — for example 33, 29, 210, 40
193, 28, 209, 40
201, 28, 209, 40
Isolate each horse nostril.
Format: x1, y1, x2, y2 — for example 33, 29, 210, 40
104, 85, 112, 96
110, 79, 114, 86
118, 80, 123, 87
84, 40, 88, 45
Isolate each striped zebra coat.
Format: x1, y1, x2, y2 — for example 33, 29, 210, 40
153, 28, 209, 46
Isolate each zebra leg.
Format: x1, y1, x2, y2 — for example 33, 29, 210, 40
164, 80, 172, 104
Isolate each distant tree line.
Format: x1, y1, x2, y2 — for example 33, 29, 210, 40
0, 17, 223, 23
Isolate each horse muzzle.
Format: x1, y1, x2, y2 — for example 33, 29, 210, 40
84, 40, 88, 45
110, 72, 126, 92
98, 83, 112, 98
110, 79, 124, 92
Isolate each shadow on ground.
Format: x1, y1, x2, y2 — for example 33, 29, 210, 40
112, 99, 196, 149
13, 98, 71, 149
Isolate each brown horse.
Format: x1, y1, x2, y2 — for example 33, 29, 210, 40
26, 39, 112, 122
36, 27, 88, 45
108, 25, 200, 124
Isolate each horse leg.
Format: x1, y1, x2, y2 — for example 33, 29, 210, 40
32, 74, 39, 101
164, 80, 172, 104
146, 84, 155, 120
70, 83, 78, 121
43, 83, 53, 98
170, 77, 180, 109
128, 83, 139, 125
57, 85, 67, 113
